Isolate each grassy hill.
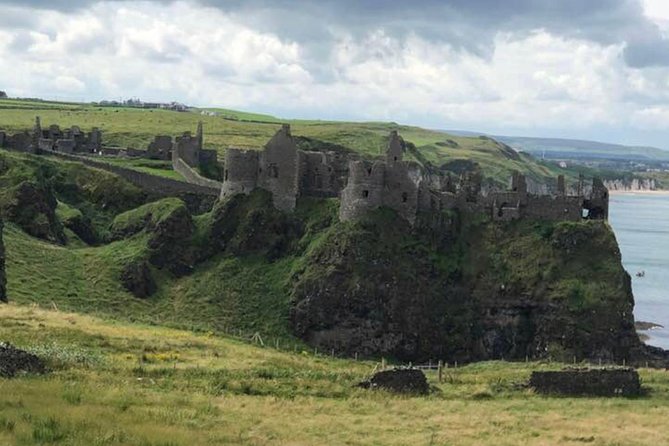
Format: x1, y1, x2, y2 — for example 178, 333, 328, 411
2, 303, 669, 446
447, 130, 669, 162
0, 98, 572, 187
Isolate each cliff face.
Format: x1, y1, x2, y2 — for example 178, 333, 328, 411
604, 178, 657, 192
290, 208, 643, 364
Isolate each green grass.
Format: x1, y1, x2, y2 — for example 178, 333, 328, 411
2, 304, 669, 445
0, 98, 572, 186
93, 157, 186, 181
110, 197, 186, 238
4, 216, 299, 341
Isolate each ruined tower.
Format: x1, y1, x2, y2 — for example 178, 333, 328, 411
583, 177, 609, 220
257, 124, 300, 211
386, 130, 404, 164
557, 175, 566, 196
196, 121, 203, 151
339, 160, 386, 221
339, 130, 420, 224
220, 149, 260, 199
511, 171, 527, 194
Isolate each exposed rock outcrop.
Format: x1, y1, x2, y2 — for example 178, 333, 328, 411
0, 181, 65, 244
120, 260, 156, 298
0, 343, 46, 378
359, 369, 429, 395
210, 190, 303, 260
290, 209, 644, 364
530, 368, 641, 396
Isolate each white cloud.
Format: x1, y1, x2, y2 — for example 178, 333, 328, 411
1, 0, 669, 147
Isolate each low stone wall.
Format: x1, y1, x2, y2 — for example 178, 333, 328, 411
530, 368, 641, 397
48, 152, 220, 197
172, 155, 223, 190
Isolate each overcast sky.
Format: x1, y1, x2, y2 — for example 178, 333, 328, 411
2, 0, 669, 147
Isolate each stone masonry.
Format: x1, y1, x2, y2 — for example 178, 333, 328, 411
219, 124, 610, 225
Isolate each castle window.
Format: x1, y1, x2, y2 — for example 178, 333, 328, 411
366, 167, 372, 175
402, 192, 408, 203
269, 164, 279, 178
362, 190, 369, 198
224, 169, 228, 181
394, 156, 398, 161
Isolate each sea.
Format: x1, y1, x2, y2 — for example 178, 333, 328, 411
608, 193, 669, 349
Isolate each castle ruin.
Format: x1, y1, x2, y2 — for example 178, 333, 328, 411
220, 125, 610, 224
0, 117, 610, 224
221, 124, 350, 211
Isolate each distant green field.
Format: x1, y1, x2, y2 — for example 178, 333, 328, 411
0, 98, 572, 186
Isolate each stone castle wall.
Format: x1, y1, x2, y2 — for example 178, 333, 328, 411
172, 155, 223, 190
220, 148, 259, 198
339, 160, 386, 221
257, 124, 300, 211
50, 152, 220, 197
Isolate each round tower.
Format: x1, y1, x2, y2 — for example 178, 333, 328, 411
339, 160, 386, 221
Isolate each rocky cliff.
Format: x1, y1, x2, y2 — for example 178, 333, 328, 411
604, 178, 657, 192
289, 206, 647, 364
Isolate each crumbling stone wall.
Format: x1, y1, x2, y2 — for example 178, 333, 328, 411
523, 195, 583, 221
339, 131, 421, 224
530, 368, 641, 396
147, 136, 173, 160
50, 152, 220, 198
56, 139, 75, 154
220, 148, 259, 198
299, 151, 338, 197
489, 172, 608, 223
28, 118, 103, 154
7, 132, 34, 153
172, 155, 223, 190
174, 122, 203, 168
257, 124, 300, 211
220, 124, 348, 206
339, 160, 386, 221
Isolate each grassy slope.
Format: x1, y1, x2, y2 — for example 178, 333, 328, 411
2, 304, 669, 446
0, 98, 569, 185
4, 219, 297, 341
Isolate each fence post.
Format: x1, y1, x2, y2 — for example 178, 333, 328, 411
355, 352, 358, 361
438, 360, 443, 383
381, 357, 386, 370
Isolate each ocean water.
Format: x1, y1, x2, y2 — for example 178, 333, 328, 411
608, 193, 669, 349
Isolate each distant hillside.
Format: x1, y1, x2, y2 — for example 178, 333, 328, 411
0, 98, 573, 187
446, 130, 669, 162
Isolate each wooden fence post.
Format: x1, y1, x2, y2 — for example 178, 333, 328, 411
438, 360, 443, 383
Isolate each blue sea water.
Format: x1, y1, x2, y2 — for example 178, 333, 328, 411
608, 193, 669, 349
